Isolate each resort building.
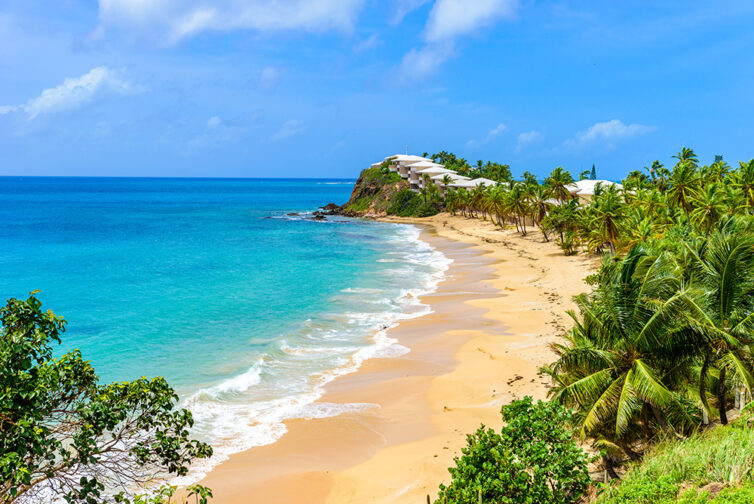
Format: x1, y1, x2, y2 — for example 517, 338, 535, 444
368, 154, 500, 193
566, 179, 623, 202
384, 155, 434, 179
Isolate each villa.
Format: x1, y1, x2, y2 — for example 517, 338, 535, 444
372, 154, 502, 193
566, 179, 623, 202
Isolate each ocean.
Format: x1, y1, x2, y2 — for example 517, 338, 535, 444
0, 177, 451, 482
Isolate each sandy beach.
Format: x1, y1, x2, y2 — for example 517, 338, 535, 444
198, 214, 597, 503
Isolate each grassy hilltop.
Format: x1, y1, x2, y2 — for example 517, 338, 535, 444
337, 164, 441, 217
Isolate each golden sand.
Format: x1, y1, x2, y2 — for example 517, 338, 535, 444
198, 214, 597, 503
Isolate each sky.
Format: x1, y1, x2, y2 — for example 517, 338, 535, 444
1, 0, 754, 179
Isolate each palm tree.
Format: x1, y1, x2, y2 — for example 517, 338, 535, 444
546, 248, 697, 457
680, 220, 754, 424
506, 183, 530, 235
589, 185, 625, 253
486, 185, 507, 229
530, 185, 554, 241
673, 147, 699, 167
733, 159, 754, 212
667, 161, 700, 224
545, 167, 575, 202
690, 183, 727, 233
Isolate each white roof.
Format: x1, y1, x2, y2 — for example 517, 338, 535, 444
415, 167, 456, 175
385, 154, 431, 162
370, 162, 382, 168
566, 179, 623, 195
407, 160, 444, 169
431, 173, 469, 181
469, 178, 498, 186
448, 180, 478, 188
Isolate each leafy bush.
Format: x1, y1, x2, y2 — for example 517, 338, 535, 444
387, 188, 423, 216
417, 201, 440, 217
436, 397, 590, 504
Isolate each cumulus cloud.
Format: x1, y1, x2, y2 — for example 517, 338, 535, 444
206, 116, 222, 128
565, 119, 657, 149
270, 119, 306, 141
515, 129, 542, 153
425, 0, 517, 41
399, 0, 518, 81
0, 66, 140, 119
391, 0, 432, 24
96, 0, 366, 45
466, 122, 507, 148
399, 42, 455, 81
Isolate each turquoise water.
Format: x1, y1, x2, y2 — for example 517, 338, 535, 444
0, 177, 450, 481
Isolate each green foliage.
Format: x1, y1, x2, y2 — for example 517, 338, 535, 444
387, 188, 424, 216
597, 411, 754, 504
115, 484, 213, 504
0, 294, 212, 503
436, 397, 590, 504
362, 165, 401, 184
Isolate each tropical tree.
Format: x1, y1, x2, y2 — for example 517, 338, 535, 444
588, 184, 625, 253
733, 159, 754, 212
681, 219, 754, 424
667, 160, 700, 224
545, 249, 699, 458
545, 167, 575, 202
690, 183, 727, 233
530, 185, 554, 241
0, 294, 213, 503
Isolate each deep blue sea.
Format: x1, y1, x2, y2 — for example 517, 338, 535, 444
0, 177, 450, 481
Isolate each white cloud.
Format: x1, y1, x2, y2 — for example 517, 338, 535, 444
97, 0, 366, 45
270, 119, 306, 141
466, 122, 507, 148
565, 119, 657, 149
425, 0, 518, 41
391, 0, 432, 24
398, 42, 454, 81
0, 66, 140, 119
259, 66, 284, 90
515, 129, 542, 153
207, 116, 222, 128
399, 0, 518, 81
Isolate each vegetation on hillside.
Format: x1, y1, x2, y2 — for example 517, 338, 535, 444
0, 294, 213, 503
596, 409, 754, 503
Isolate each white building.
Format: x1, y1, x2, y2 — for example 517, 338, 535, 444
565, 179, 623, 201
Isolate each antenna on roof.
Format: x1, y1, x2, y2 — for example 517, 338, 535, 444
405, 145, 408, 155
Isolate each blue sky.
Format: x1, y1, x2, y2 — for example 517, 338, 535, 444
1, 1, 753, 179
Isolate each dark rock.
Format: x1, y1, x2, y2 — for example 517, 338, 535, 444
286, 212, 300, 216
322, 203, 340, 211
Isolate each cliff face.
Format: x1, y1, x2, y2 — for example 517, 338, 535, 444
337, 167, 409, 217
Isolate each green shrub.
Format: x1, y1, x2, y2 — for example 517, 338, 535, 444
362, 165, 401, 184
436, 397, 590, 504
416, 202, 440, 217
387, 188, 423, 216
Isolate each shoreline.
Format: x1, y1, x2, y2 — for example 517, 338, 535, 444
197, 214, 597, 503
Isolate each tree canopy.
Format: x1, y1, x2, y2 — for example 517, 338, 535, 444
0, 294, 213, 503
